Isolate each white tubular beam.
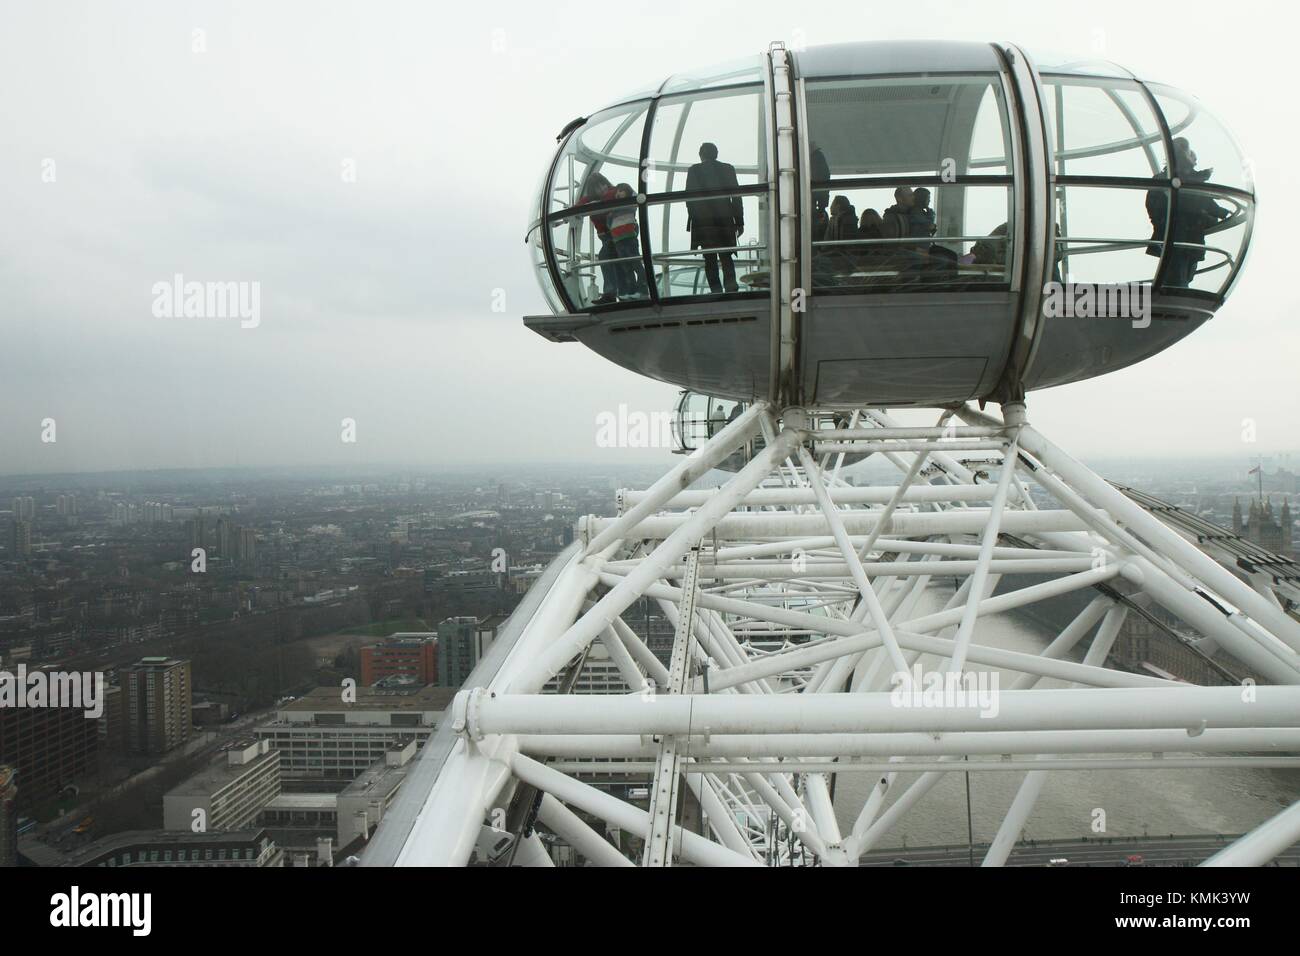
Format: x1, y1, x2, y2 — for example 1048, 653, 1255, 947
599, 625, 646, 694
689, 631, 884, 693
536, 793, 634, 867
700, 609, 774, 695
740, 771, 828, 859
589, 401, 766, 556
814, 440, 1007, 454
947, 434, 1020, 674
1201, 800, 1300, 867
856, 436, 935, 562
601, 562, 1121, 648
708, 537, 1081, 562
387, 398, 1300, 869
1125, 555, 1300, 683
864, 408, 1024, 504
584, 508, 1088, 541
623, 484, 998, 509
643, 558, 1096, 579
1019, 423, 1300, 653
849, 769, 946, 856
516, 727, 1300, 758
983, 602, 1131, 866
687, 625, 1167, 696
392, 742, 514, 866
525, 427, 803, 687
683, 773, 761, 861
820, 424, 1007, 440
803, 773, 844, 854
611, 616, 670, 689
1008, 595, 1112, 690
509, 752, 758, 867
465, 686, 1300, 738
797, 445, 909, 676
498, 555, 597, 693
548, 756, 1300, 774
890, 629, 1169, 689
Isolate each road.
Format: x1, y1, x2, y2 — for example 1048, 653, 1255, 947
859, 833, 1300, 866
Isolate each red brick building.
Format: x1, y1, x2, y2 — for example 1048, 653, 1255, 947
360, 634, 438, 687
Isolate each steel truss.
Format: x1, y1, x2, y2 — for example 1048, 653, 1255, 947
389, 401, 1300, 867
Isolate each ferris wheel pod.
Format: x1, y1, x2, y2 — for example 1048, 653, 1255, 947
525, 40, 1254, 406
672, 391, 871, 471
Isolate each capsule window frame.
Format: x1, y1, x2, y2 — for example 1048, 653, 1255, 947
533, 59, 1257, 316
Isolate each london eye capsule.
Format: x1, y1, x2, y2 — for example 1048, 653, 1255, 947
524, 41, 1254, 407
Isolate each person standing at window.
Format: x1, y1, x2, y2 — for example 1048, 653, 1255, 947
685, 143, 745, 294
1146, 137, 1231, 287
608, 183, 649, 299
576, 172, 619, 304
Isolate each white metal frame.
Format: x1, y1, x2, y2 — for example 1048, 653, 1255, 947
386, 401, 1300, 867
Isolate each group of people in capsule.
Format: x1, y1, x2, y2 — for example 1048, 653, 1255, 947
572, 134, 1231, 304
812, 181, 984, 281
576, 141, 746, 304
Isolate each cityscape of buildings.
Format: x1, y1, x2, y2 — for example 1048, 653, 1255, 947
0, 454, 1295, 867
0, 463, 674, 866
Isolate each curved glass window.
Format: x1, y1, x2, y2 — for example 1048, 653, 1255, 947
811, 183, 1012, 290
547, 200, 646, 311
548, 102, 648, 218
644, 86, 768, 194
645, 193, 769, 298
541, 81, 772, 311
527, 222, 565, 314
805, 75, 1012, 182
1054, 183, 1165, 285
673, 392, 746, 451
1164, 187, 1249, 294
1041, 77, 1166, 178
1027, 51, 1133, 78
1149, 86, 1253, 192
658, 55, 765, 96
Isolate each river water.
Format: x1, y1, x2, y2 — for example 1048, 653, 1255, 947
833, 586, 1300, 849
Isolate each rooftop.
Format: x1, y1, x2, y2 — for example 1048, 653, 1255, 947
165, 743, 277, 798
279, 684, 457, 714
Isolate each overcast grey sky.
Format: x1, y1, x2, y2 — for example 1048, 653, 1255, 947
1, 0, 1294, 475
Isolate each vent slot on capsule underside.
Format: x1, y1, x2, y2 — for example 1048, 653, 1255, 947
609, 315, 758, 334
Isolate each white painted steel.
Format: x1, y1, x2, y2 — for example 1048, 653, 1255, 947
383, 401, 1300, 868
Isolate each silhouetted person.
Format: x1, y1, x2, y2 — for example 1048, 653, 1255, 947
909, 187, 936, 238
1146, 137, 1231, 287
881, 186, 915, 242
824, 195, 859, 274
577, 172, 619, 304
810, 143, 831, 219
858, 208, 884, 266
686, 142, 744, 293
708, 403, 726, 437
